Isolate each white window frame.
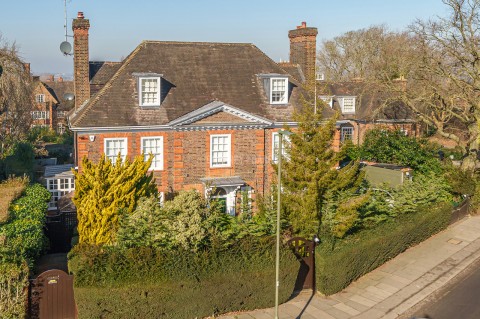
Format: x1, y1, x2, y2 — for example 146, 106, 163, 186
319, 96, 333, 108
340, 97, 356, 113
272, 132, 291, 163
104, 138, 128, 164
139, 77, 161, 107
57, 111, 67, 118
57, 123, 66, 135
270, 77, 288, 104
32, 111, 49, 120
36, 94, 45, 103
341, 127, 354, 142
141, 136, 164, 171
46, 177, 75, 210
210, 134, 231, 168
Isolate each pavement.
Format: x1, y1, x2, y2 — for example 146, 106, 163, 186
218, 214, 480, 319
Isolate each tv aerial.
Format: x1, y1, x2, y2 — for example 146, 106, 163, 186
60, 0, 73, 56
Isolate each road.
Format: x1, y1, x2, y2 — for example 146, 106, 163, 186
410, 256, 480, 319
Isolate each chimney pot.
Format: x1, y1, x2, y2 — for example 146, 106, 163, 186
77, 12, 84, 19
297, 22, 307, 29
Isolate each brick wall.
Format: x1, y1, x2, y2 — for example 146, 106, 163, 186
76, 128, 270, 196
72, 12, 90, 111
289, 22, 318, 87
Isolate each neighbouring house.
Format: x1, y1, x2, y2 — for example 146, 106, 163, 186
317, 80, 419, 151
43, 76, 75, 134
31, 76, 58, 130
31, 72, 75, 134
67, 13, 418, 215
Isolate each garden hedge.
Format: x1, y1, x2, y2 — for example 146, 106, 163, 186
0, 182, 50, 318
69, 237, 299, 319
316, 202, 452, 295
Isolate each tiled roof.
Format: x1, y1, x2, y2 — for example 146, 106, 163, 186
90, 62, 122, 96
70, 41, 304, 128
317, 81, 414, 121
278, 62, 305, 83
44, 81, 75, 112
44, 164, 74, 178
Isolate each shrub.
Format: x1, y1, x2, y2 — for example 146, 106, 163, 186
73, 155, 157, 245
69, 237, 299, 319
351, 128, 442, 174
3, 142, 35, 179
0, 256, 29, 319
0, 183, 50, 261
0, 183, 50, 318
316, 202, 452, 295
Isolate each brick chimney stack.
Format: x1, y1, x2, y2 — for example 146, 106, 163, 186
288, 22, 318, 88
72, 11, 90, 110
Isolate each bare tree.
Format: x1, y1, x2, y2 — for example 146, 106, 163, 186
408, 0, 480, 169
0, 35, 33, 156
318, 0, 480, 170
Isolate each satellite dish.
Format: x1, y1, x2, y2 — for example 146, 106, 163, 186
60, 41, 72, 55
63, 93, 75, 101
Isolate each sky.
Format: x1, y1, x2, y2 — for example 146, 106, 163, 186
1, 0, 450, 78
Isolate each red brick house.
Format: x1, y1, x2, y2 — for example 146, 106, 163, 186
31, 78, 58, 130
68, 13, 316, 215
31, 74, 74, 134
316, 80, 419, 151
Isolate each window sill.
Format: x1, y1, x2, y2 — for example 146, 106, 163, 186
210, 165, 232, 169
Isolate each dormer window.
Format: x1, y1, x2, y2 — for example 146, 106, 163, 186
270, 78, 288, 104
139, 77, 161, 107
340, 97, 356, 113
319, 96, 333, 108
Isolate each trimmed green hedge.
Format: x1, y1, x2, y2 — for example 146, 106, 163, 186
69, 237, 299, 319
0, 183, 50, 318
316, 202, 452, 295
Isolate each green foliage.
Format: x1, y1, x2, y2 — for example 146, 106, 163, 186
116, 196, 170, 249
73, 154, 158, 246
0, 183, 50, 318
3, 141, 35, 179
280, 101, 365, 237
387, 173, 452, 214
443, 164, 476, 197
117, 190, 291, 252
316, 202, 452, 295
27, 126, 73, 145
0, 183, 50, 261
68, 237, 299, 319
351, 129, 442, 173
322, 187, 370, 238
0, 258, 29, 319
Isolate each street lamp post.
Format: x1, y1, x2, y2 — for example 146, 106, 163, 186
275, 129, 292, 319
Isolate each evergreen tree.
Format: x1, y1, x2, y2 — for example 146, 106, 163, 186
73, 154, 157, 245
280, 100, 366, 237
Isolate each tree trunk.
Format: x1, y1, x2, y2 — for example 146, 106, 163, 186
461, 124, 480, 171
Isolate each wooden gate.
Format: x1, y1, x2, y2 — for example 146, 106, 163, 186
29, 269, 76, 319
288, 237, 315, 291
45, 212, 77, 253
